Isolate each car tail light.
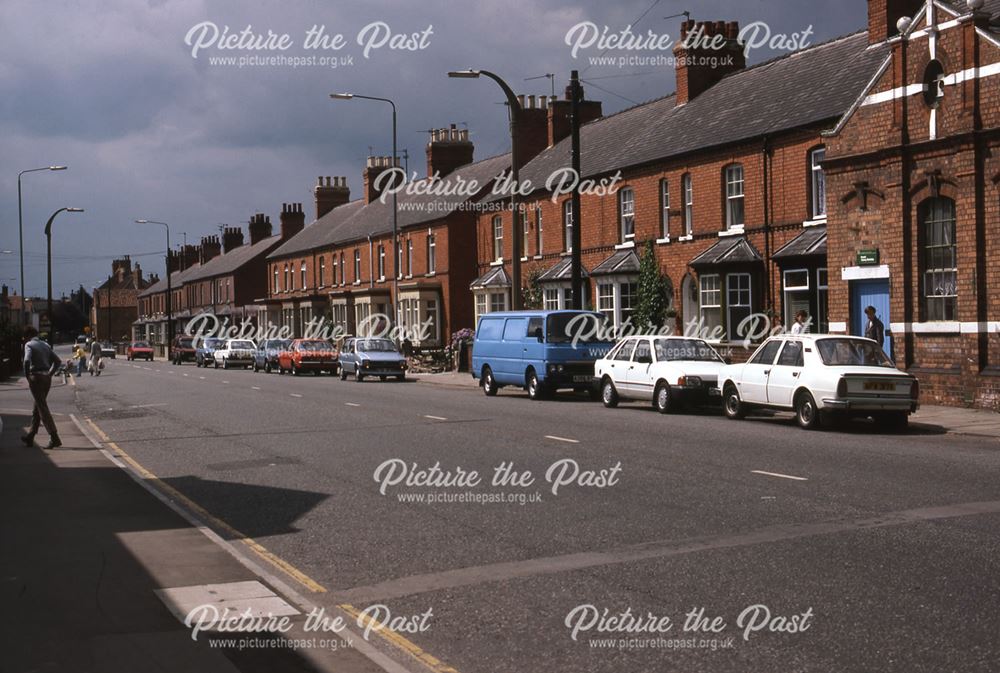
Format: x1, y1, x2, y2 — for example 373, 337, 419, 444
837, 377, 847, 397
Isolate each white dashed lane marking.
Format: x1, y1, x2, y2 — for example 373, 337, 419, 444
751, 470, 808, 482
545, 435, 579, 444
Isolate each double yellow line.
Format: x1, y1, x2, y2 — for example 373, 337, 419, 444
84, 416, 460, 673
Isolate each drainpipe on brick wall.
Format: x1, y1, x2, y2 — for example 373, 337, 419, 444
762, 135, 773, 315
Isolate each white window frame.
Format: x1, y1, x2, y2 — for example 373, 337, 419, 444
726, 273, 752, 341
534, 206, 543, 258
406, 239, 413, 277
318, 257, 326, 288
521, 209, 530, 260
810, 148, 827, 221
492, 216, 503, 262
273, 267, 279, 294
563, 200, 574, 252
682, 173, 693, 239
699, 274, 722, 339
354, 249, 361, 283
619, 187, 635, 242
427, 233, 437, 274
300, 262, 307, 289
783, 268, 811, 330
725, 164, 745, 232
377, 244, 386, 280
658, 178, 670, 243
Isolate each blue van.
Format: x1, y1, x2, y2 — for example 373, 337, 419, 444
471, 310, 614, 400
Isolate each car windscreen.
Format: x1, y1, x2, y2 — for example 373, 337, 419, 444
816, 338, 895, 367
653, 339, 723, 362
546, 313, 612, 344
177, 338, 193, 348
133, 342, 149, 348
203, 339, 225, 348
296, 341, 330, 351
356, 339, 397, 352
229, 341, 255, 349
269, 340, 291, 349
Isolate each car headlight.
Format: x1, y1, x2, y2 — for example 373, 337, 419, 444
678, 376, 702, 387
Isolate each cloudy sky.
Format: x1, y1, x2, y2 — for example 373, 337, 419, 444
0, 0, 867, 299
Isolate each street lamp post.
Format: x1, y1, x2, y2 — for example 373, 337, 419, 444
448, 69, 523, 310
136, 220, 172, 349
44, 207, 84, 338
330, 93, 400, 327
18, 166, 67, 324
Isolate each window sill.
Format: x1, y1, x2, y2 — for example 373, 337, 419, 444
718, 226, 745, 237
656, 237, 670, 245
352, 281, 361, 286
405, 275, 413, 280
425, 272, 437, 277
532, 255, 543, 260
561, 250, 573, 257
615, 240, 636, 250
677, 235, 693, 242
490, 260, 504, 267
520, 256, 529, 262
802, 217, 827, 228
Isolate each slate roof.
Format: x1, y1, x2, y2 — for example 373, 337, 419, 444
137, 263, 202, 298
495, 31, 890, 200
689, 237, 763, 267
773, 226, 827, 260
537, 257, 589, 282
184, 235, 282, 283
591, 249, 640, 276
470, 266, 511, 289
269, 153, 510, 260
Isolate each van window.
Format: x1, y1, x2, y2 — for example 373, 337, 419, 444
478, 318, 504, 341
503, 318, 527, 341
526, 317, 544, 340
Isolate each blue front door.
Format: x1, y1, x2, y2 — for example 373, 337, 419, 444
851, 279, 890, 356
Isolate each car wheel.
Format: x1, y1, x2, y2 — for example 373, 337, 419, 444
482, 367, 498, 397
526, 370, 546, 400
264, 361, 271, 373
601, 378, 619, 408
723, 384, 745, 420
654, 382, 673, 414
291, 365, 298, 376
795, 391, 822, 430
355, 369, 364, 382
340, 367, 348, 381
379, 375, 387, 382
396, 374, 405, 382
222, 359, 229, 370
252, 361, 259, 372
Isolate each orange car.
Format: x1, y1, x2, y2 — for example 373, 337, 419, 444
277, 339, 339, 376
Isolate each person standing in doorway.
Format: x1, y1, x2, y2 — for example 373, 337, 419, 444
21, 326, 62, 449
864, 305, 885, 347
790, 310, 810, 335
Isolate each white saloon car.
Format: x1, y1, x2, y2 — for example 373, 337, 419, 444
719, 335, 919, 430
595, 336, 726, 413
213, 339, 257, 369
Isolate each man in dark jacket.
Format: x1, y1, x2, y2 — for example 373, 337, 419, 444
21, 325, 62, 449
864, 306, 885, 347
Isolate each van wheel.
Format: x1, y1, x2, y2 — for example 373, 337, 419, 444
601, 378, 618, 408
654, 382, 673, 414
482, 367, 498, 396
795, 391, 821, 430
723, 384, 745, 420
526, 370, 546, 400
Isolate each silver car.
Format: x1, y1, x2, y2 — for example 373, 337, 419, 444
338, 337, 406, 382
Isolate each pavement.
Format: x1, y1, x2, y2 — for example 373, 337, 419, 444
3, 356, 1000, 673
0, 372, 394, 673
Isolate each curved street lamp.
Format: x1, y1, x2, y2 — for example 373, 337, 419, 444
45, 207, 84, 335
447, 69, 523, 309
18, 165, 67, 323
136, 219, 172, 348
330, 92, 400, 328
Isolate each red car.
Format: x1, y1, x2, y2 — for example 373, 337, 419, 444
277, 339, 339, 376
126, 341, 154, 361
169, 336, 197, 364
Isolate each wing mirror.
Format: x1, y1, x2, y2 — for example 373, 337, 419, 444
724, 356, 733, 365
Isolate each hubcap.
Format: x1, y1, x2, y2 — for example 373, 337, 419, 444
603, 384, 612, 402
658, 388, 668, 408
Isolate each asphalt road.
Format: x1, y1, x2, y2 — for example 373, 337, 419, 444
67, 354, 1000, 673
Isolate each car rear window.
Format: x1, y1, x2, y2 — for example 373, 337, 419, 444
816, 338, 894, 367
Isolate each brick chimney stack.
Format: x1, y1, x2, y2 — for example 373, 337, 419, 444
181, 244, 200, 270
426, 124, 474, 178
867, 0, 924, 44
547, 85, 603, 149
132, 263, 142, 287
199, 235, 221, 264
222, 226, 244, 253
280, 203, 305, 239
673, 20, 746, 105
248, 213, 273, 244
167, 250, 181, 274
363, 156, 402, 204
314, 176, 351, 220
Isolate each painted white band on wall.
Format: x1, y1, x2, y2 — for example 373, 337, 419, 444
841, 265, 890, 280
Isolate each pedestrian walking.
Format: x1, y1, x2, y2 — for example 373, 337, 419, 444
89, 338, 102, 376
790, 310, 810, 335
72, 343, 87, 376
864, 306, 885, 346
21, 325, 62, 449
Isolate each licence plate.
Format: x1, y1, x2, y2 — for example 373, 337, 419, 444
573, 375, 591, 383
864, 381, 895, 391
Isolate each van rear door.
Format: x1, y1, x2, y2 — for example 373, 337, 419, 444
497, 317, 528, 383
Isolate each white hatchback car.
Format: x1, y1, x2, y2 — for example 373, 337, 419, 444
719, 334, 919, 431
214, 339, 257, 370
594, 336, 726, 413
